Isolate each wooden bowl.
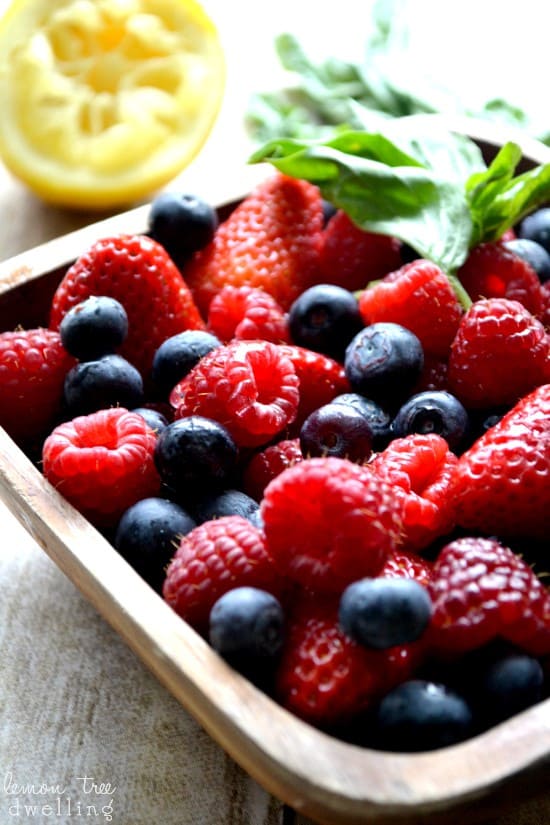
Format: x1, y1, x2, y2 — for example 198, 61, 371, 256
0, 119, 549, 825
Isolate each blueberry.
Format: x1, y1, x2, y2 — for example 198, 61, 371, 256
374, 680, 473, 752
64, 354, 143, 416
391, 390, 469, 451
147, 192, 218, 266
464, 406, 509, 449
344, 323, 424, 406
503, 238, 550, 283
154, 416, 238, 494
400, 242, 420, 264
192, 488, 261, 525
480, 410, 507, 431
151, 330, 221, 399
300, 402, 374, 462
288, 284, 363, 361
339, 577, 432, 649
472, 649, 544, 727
518, 207, 550, 255
131, 407, 170, 433
331, 392, 392, 450
59, 296, 128, 360
322, 199, 337, 225
209, 586, 285, 665
115, 497, 196, 592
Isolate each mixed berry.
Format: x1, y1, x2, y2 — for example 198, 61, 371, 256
1, 167, 549, 755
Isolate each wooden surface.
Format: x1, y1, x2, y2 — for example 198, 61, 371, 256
0, 1, 550, 823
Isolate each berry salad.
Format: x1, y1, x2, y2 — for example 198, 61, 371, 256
1, 125, 550, 754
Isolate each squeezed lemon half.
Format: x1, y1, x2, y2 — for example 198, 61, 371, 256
0, 0, 225, 209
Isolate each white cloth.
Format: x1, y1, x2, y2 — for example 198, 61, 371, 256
0, 502, 280, 825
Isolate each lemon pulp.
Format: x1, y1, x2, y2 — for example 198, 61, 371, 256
0, 0, 225, 209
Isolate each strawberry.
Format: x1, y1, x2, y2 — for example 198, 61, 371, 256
275, 597, 418, 728
162, 515, 282, 635
207, 285, 290, 344
261, 456, 403, 594
453, 384, 550, 540
49, 234, 205, 379
457, 242, 543, 316
318, 209, 403, 292
428, 536, 550, 657
0, 327, 75, 447
170, 340, 300, 448
182, 173, 324, 314
448, 298, 549, 409
370, 434, 458, 554
358, 259, 464, 357
42, 408, 160, 527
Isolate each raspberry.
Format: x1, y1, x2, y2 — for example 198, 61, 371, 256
454, 384, 550, 540
540, 280, 550, 331
275, 597, 417, 728
358, 259, 463, 357
457, 242, 543, 316
42, 408, 160, 527
277, 344, 350, 429
242, 438, 303, 501
170, 340, 299, 448
0, 327, 75, 446
182, 173, 324, 313
448, 298, 549, 409
427, 537, 550, 656
207, 285, 289, 344
49, 234, 205, 379
319, 209, 402, 292
381, 549, 433, 587
162, 515, 281, 634
370, 434, 458, 554
261, 457, 403, 593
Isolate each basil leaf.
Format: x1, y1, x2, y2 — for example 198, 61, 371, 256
250, 132, 473, 272
467, 143, 550, 245
466, 142, 521, 202
380, 119, 485, 182
249, 131, 425, 174
246, 24, 549, 149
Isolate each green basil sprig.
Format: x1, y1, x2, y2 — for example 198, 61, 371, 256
250, 126, 550, 278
